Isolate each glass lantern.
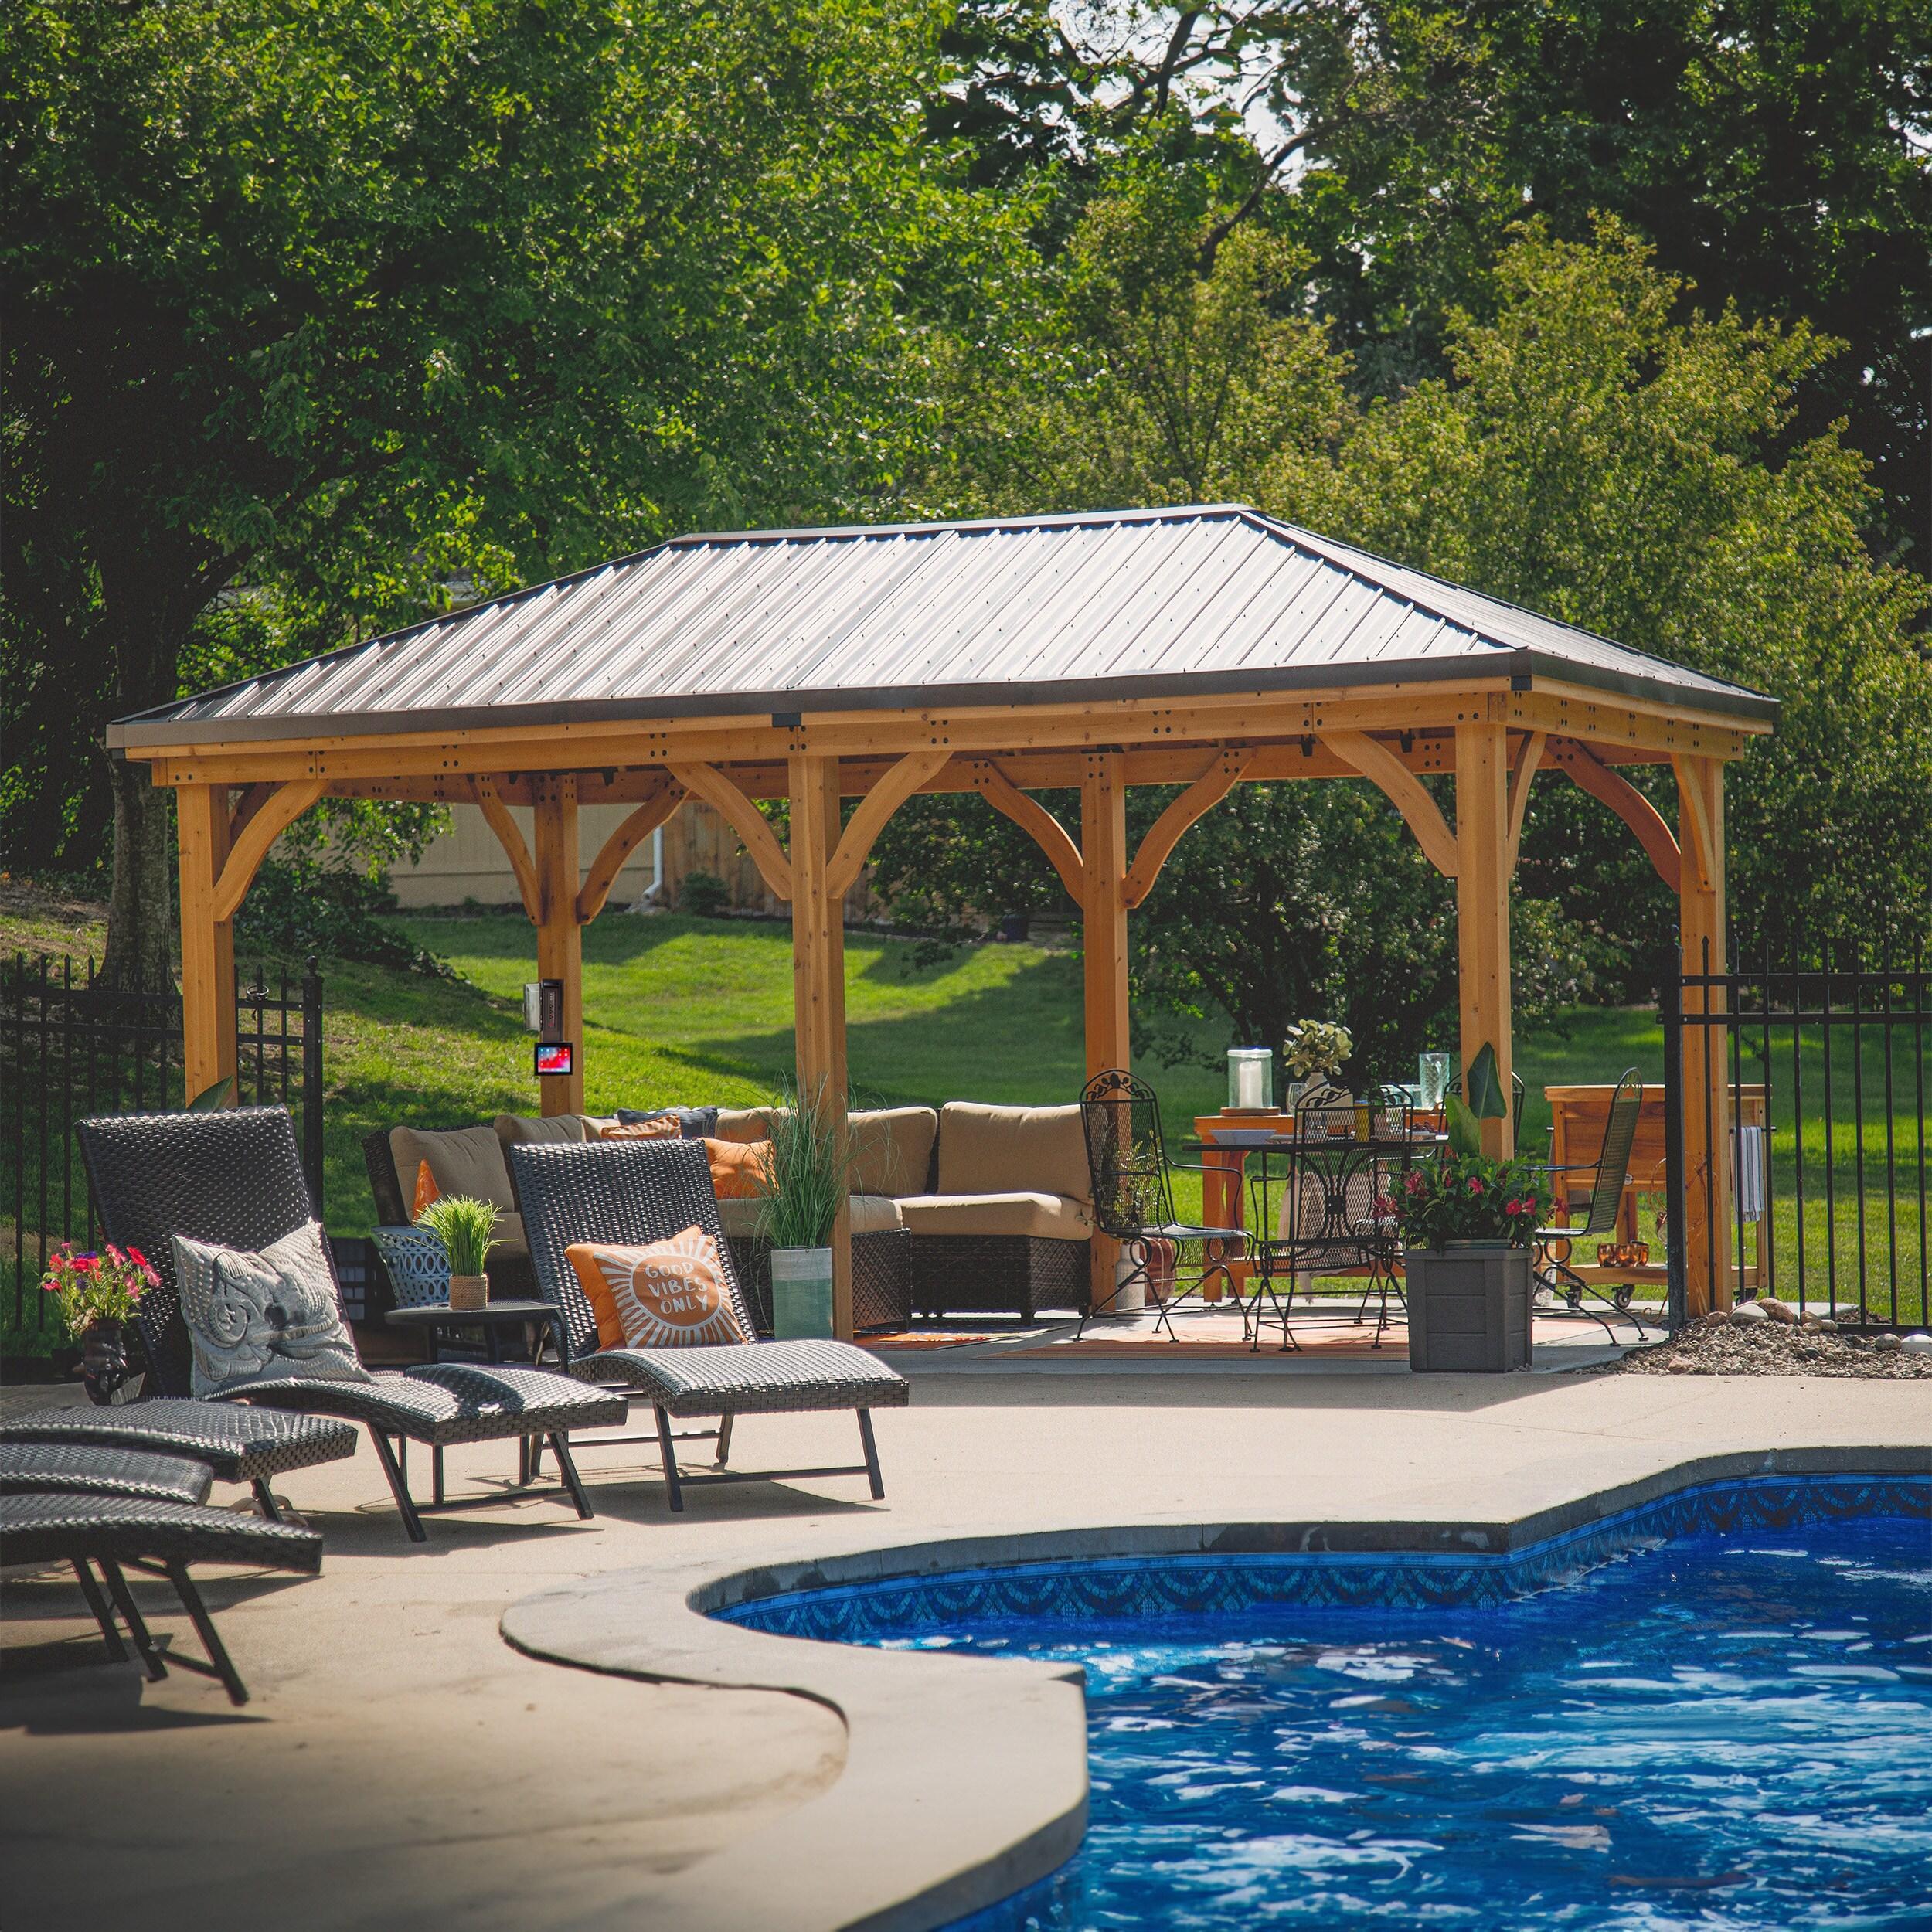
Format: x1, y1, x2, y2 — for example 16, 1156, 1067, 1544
1417, 1052, 1451, 1111
1226, 1047, 1274, 1112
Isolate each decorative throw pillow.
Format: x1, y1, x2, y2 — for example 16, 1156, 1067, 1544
563, 1230, 750, 1349
173, 1222, 373, 1397
411, 1158, 442, 1216
702, 1135, 771, 1199
617, 1106, 719, 1139
599, 1117, 681, 1141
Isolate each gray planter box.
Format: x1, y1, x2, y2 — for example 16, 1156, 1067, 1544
1404, 1242, 1532, 1372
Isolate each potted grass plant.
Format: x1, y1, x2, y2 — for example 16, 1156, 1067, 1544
1391, 1046, 1547, 1372
415, 1195, 499, 1311
754, 1083, 856, 1339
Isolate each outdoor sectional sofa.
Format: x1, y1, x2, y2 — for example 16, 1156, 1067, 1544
365, 1100, 1095, 1325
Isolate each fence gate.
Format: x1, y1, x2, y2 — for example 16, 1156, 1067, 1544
1664, 939, 1929, 1329
2, 951, 323, 1351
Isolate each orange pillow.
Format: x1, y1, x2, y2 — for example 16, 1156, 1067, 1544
702, 1136, 770, 1199
411, 1159, 442, 1217
564, 1230, 750, 1349
598, 1117, 681, 1141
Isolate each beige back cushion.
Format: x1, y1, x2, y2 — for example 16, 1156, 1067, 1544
712, 1107, 777, 1145
493, 1113, 588, 1150
849, 1107, 938, 1198
389, 1124, 517, 1213
936, 1103, 1090, 1206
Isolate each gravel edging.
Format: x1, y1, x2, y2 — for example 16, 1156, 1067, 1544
1612, 1310, 1932, 1378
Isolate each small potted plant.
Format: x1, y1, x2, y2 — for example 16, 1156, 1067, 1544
1389, 1047, 1547, 1372
41, 1241, 158, 1403
1282, 1019, 1352, 1112
415, 1195, 500, 1311
754, 1083, 855, 1339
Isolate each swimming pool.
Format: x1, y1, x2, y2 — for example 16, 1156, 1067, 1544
721, 1475, 1932, 1930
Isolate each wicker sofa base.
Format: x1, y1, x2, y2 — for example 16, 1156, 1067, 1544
728, 1228, 913, 1335
910, 1234, 1090, 1320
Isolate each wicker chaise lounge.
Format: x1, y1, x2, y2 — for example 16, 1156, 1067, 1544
509, 1137, 911, 1511
74, 1107, 628, 1542
0, 1442, 323, 1704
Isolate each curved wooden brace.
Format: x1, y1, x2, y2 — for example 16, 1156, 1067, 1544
228, 783, 275, 849
826, 748, 951, 902
1505, 730, 1546, 875
575, 780, 685, 924
212, 779, 325, 921
670, 760, 794, 901
1669, 753, 1715, 892
1320, 731, 1458, 877
965, 760, 1085, 900
1124, 747, 1253, 909
1553, 741, 1681, 893
473, 777, 543, 922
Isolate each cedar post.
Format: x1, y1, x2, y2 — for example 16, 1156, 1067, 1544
1080, 750, 1131, 1308
176, 782, 237, 1105
532, 775, 586, 1117
1454, 716, 1515, 1157
788, 753, 853, 1339
1676, 755, 1731, 1312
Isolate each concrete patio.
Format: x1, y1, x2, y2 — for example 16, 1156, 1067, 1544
3, 1360, 1927, 1930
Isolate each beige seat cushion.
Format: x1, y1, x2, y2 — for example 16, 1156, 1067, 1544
898, 1192, 1092, 1241
390, 1124, 516, 1214
715, 1193, 903, 1240
849, 1107, 938, 1199
935, 1103, 1091, 1206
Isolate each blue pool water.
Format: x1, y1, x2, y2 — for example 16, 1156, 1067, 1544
723, 1478, 1932, 1929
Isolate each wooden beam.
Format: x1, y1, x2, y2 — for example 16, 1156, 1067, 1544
668, 761, 794, 901
532, 776, 585, 1116
1321, 730, 1458, 877
1676, 754, 1731, 1314
1080, 751, 1131, 1312
575, 780, 684, 924
472, 777, 543, 921
1670, 753, 1716, 891
1454, 720, 1514, 1158
1504, 730, 1546, 876
1551, 740, 1681, 893
1123, 747, 1252, 909
826, 748, 951, 902
176, 784, 237, 1105
228, 783, 275, 847
211, 778, 325, 922
788, 753, 852, 1339
967, 760, 1085, 900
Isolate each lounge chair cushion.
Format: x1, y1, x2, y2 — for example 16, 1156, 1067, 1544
174, 1223, 372, 1398
564, 1232, 752, 1350
390, 1124, 518, 1213
849, 1107, 939, 1198
0, 1398, 359, 1483
570, 1337, 910, 1417
935, 1102, 1091, 1206
898, 1191, 1093, 1240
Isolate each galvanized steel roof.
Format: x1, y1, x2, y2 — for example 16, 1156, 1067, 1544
111, 505, 1775, 747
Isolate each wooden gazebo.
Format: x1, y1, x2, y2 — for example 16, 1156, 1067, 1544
111, 506, 1775, 1327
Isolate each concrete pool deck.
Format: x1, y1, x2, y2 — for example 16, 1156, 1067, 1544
4, 1362, 1929, 1930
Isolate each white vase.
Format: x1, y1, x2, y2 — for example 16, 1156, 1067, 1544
770, 1247, 835, 1338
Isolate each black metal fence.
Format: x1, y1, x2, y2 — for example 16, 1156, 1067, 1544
2, 951, 323, 1349
1665, 938, 1929, 1328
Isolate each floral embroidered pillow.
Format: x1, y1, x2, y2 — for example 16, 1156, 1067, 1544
563, 1230, 750, 1349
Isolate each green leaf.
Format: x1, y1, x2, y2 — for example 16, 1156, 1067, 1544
1464, 1043, 1506, 1121
1444, 1094, 1484, 1158
187, 1076, 235, 1111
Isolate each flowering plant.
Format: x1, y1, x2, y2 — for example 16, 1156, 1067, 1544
40, 1242, 158, 1338
1283, 1019, 1352, 1082
1386, 1155, 1549, 1250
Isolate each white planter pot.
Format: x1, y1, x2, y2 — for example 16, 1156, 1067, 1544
1111, 1245, 1148, 1314
770, 1247, 835, 1339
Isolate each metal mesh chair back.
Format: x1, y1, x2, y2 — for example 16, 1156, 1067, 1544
509, 1138, 759, 1363
1080, 1070, 1177, 1242
77, 1107, 324, 1400
1272, 1087, 1389, 1271
1573, 1068, 1645, 1238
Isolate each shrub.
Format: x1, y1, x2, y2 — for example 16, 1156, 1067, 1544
679, 869, 730, 918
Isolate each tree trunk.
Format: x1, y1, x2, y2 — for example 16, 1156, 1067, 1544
100, 757, 176, 992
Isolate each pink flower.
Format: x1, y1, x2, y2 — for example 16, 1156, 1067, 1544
1404, 1172, 1425, 1196
1504, 1198, 1522, 1216
1467, 1176, 1485, 1196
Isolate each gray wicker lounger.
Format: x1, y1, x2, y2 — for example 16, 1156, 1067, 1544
510, 1138, 910, 1511
74, 1108, 627, 1542
0, 1444, 322, 1705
